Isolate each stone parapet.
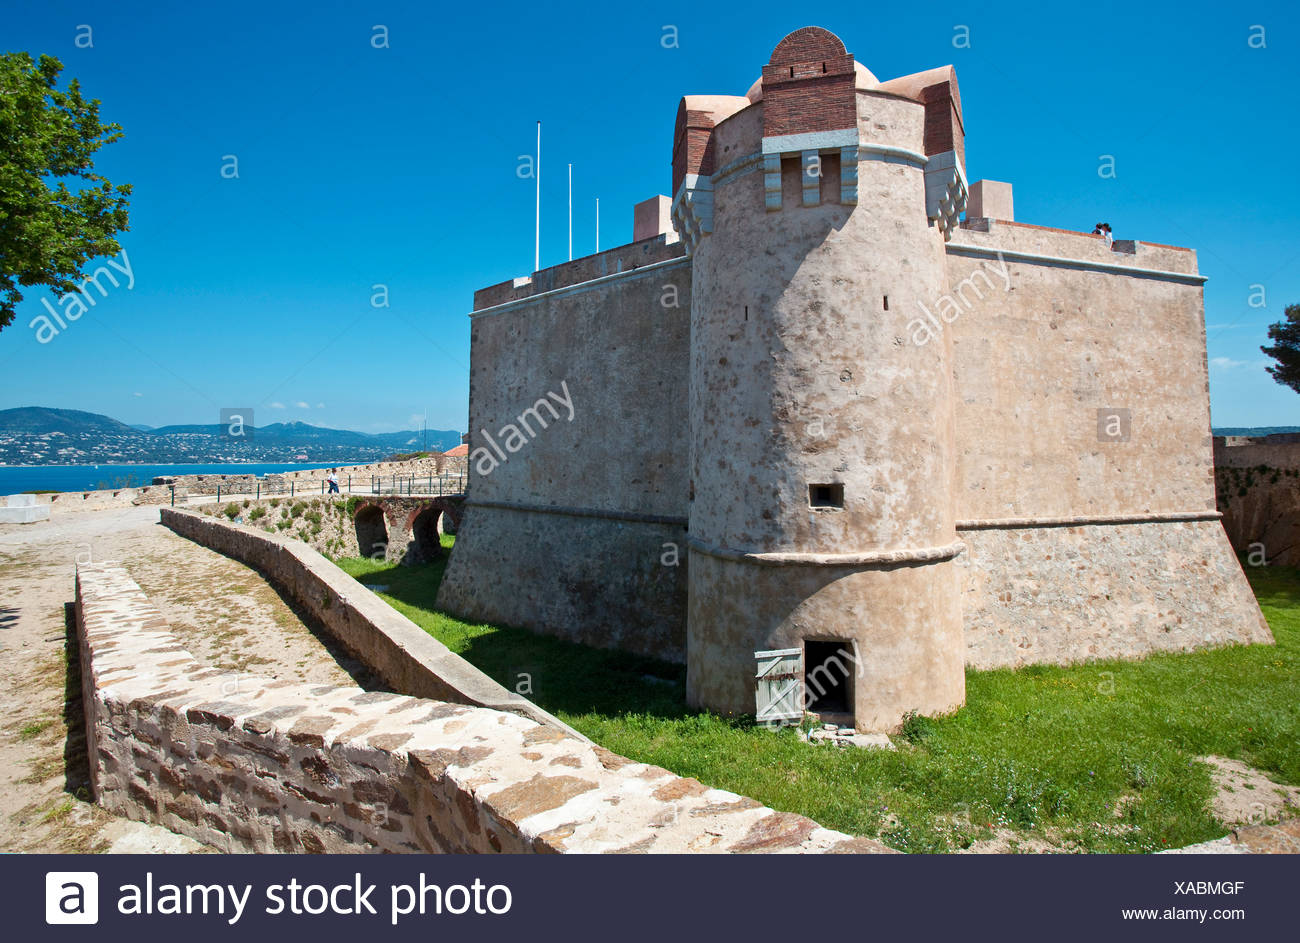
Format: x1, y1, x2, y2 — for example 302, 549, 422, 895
74, 562, 889, 854
951, 219, 1199, 277
159, 508, 571, 735
473, 236, 687, 312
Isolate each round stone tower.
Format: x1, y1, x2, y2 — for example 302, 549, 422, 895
678, 26, 967, 732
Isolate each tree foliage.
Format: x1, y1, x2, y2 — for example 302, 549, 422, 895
0, 52, 131, 332
1261, 303, 1300, 395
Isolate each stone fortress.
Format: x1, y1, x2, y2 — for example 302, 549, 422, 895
438, 26, 1272, 733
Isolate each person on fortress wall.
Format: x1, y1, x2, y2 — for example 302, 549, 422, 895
1092, 222, 1114, 247
327, 469, 340, 494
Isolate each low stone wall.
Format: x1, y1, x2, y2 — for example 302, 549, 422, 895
959, 518, 1273, 668
75, 563, 886, 854
14, 483, 179, 511
160, 508, 571, 736
7, 457, 467, 514
1214, 435, 1300, 567
154, 457, 457, 496
193, 495, 463, 563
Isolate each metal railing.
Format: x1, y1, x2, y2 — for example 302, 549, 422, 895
173, 472, 467, 505
362, 473, 466, 496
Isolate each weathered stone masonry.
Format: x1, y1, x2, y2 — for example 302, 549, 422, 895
1214, 434, 1300, 568
160, 508, 566, 735
75, 562, 892, 854
439, 25, 1272, 734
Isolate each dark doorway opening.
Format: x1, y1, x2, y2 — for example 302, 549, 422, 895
804, 640, 853, 716
410, 508, 442, 562
354, 505, 388, 559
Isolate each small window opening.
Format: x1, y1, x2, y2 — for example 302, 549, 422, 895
744, 305, 749, 321
809, 483, 844, 509
805, 640, 853, 716
883, 295, 889, 311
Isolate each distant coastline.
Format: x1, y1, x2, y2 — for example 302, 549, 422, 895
1211, 426, 1300, 437
0, 462, 338, 494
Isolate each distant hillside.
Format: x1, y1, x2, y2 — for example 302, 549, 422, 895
0, 406, 139, 436
1212, 426, 1300, 437
0, 407, 461, 464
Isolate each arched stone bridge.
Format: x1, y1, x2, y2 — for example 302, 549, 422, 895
350, 494, 465, 564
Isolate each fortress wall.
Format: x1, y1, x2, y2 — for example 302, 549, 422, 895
1214, 436, 1300, 566
687, 552, 965, 729
690, 93, 953, 552
683, 79, 967, 731
1214, 435, 1300, 470
943, 224, 1270, 662
474, 235, 683, 310
945, 224, 1216, 520
959, 518, 1272, 668
75, 562, 886, 854
464, 256, 690, 515
160, 508, 577, 737
437, 252, 693, 660
438, 507, 687, 660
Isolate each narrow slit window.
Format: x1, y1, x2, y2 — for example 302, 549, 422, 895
883, 295, 889, 311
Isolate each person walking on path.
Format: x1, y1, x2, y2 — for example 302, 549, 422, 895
327, 469, 340, 494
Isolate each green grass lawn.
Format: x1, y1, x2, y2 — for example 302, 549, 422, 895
337, 542, 1300, 853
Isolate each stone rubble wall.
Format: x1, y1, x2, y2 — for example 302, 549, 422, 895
1214, 435, 1300, 567
159, 508, 566, 734
21, 483, 178, 511
191, 495, 463, 564
74, 562, 889, 854
959, 518, 1273, 668
438, 505, 688, 662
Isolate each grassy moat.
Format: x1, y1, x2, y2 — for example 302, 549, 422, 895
337, 541, 1300, 853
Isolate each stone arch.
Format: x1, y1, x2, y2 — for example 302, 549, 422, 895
354, 503, 388, 559
408, 506, 443, 563
435, 496, 463, 535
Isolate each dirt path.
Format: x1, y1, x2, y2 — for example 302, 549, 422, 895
0, 505, 369, 853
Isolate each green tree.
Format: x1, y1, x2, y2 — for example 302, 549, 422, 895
1261, 303, 1300, 394
0, 52, 131, 332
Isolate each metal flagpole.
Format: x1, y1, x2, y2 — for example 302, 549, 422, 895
568, 163, 573, 261
535, 121, 541, 273
595, 197, 600, 253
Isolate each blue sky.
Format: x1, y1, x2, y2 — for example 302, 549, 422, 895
1, 0, 1296, 431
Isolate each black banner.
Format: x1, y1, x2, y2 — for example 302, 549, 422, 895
13, 853, 1291, 941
